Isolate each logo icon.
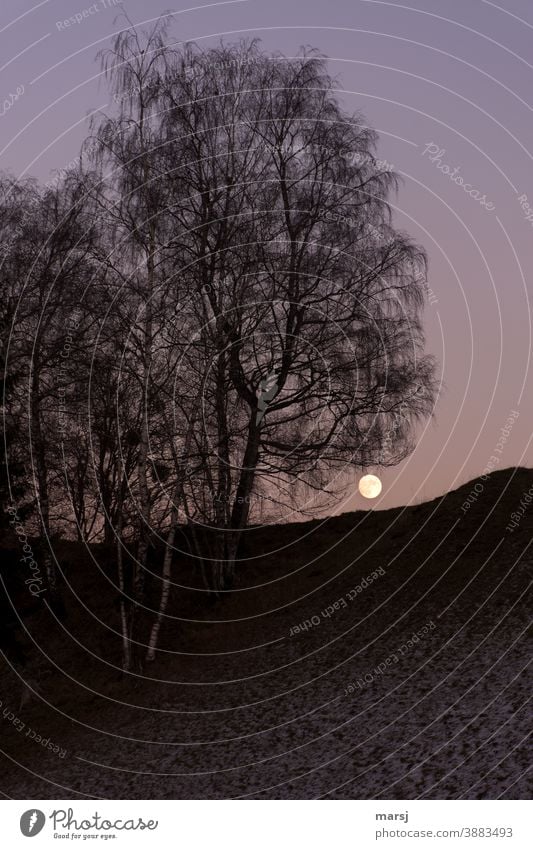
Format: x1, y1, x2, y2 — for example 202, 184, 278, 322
20, 810, 46, 837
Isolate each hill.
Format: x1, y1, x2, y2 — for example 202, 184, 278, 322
0, 466, 531, 799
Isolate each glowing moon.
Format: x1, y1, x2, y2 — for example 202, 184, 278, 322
358, 474, 382, 499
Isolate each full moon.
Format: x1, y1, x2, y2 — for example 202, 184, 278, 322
358, 474, 382, 499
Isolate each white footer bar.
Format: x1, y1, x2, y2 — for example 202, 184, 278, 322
1, 799, 530, 848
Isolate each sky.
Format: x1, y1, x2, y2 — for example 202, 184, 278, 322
1, 0, 532, 511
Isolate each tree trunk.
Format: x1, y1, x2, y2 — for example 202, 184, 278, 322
30, 360, 57, 597
117, 529, 131, 673
115, 464, 131, 672
145, 524, 175, 662
131, 238, 155, 670
145, 396, 200, 662
225, 418, 261, 585
135, 291, 153, 604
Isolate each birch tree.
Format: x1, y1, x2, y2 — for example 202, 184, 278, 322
155, 40, 437, 588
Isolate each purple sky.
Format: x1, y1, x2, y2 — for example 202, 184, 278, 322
1, 0, 532, 510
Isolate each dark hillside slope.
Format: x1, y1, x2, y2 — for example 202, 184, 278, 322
0, 467, 531, 798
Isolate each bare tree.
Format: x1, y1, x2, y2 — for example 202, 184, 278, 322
0, 24, 437, 668
153, 40, 437, 588
2, 172, 98, 598
87, 16, 179, 668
